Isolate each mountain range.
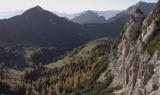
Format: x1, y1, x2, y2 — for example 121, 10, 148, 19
0, 10, 120, 20
0, 2, 156, 57
0, 1, 160, 95
54, 10, 120, 20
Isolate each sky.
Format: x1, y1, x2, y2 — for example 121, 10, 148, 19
0, 0, 158, 13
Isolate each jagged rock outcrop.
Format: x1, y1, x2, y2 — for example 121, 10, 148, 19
99, 1, 160, 95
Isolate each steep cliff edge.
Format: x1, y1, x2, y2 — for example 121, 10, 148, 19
99, 1, 160, 95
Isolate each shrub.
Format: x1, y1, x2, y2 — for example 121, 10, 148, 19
147, 32, 160, 55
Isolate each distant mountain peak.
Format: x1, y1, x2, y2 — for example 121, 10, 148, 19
72, 10, 106, 24
21, 5, 60, 20
27, 5, 44, 12
32, 5, 43, 10
85, 10, 96, 14
82, 10, 99, 17
22, 5, 45, 16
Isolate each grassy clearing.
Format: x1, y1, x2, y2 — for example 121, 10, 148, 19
45, 38, 110, 69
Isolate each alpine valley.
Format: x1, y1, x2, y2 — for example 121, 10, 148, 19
0, 1, 159, 95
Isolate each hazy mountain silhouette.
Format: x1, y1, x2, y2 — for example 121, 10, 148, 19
95, 10, 121, 20
54, 10, 121, 20
71, 11, 106, 24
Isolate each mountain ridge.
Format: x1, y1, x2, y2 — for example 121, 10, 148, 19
107, 1, 155, 23
54, 10, 121, 20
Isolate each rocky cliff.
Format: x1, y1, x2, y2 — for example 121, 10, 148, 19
99, 1, 160, 95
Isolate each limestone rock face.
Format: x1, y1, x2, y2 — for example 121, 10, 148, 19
125, 8, 145, 40
100, 1, 160, 95
141, 1, 160, 44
